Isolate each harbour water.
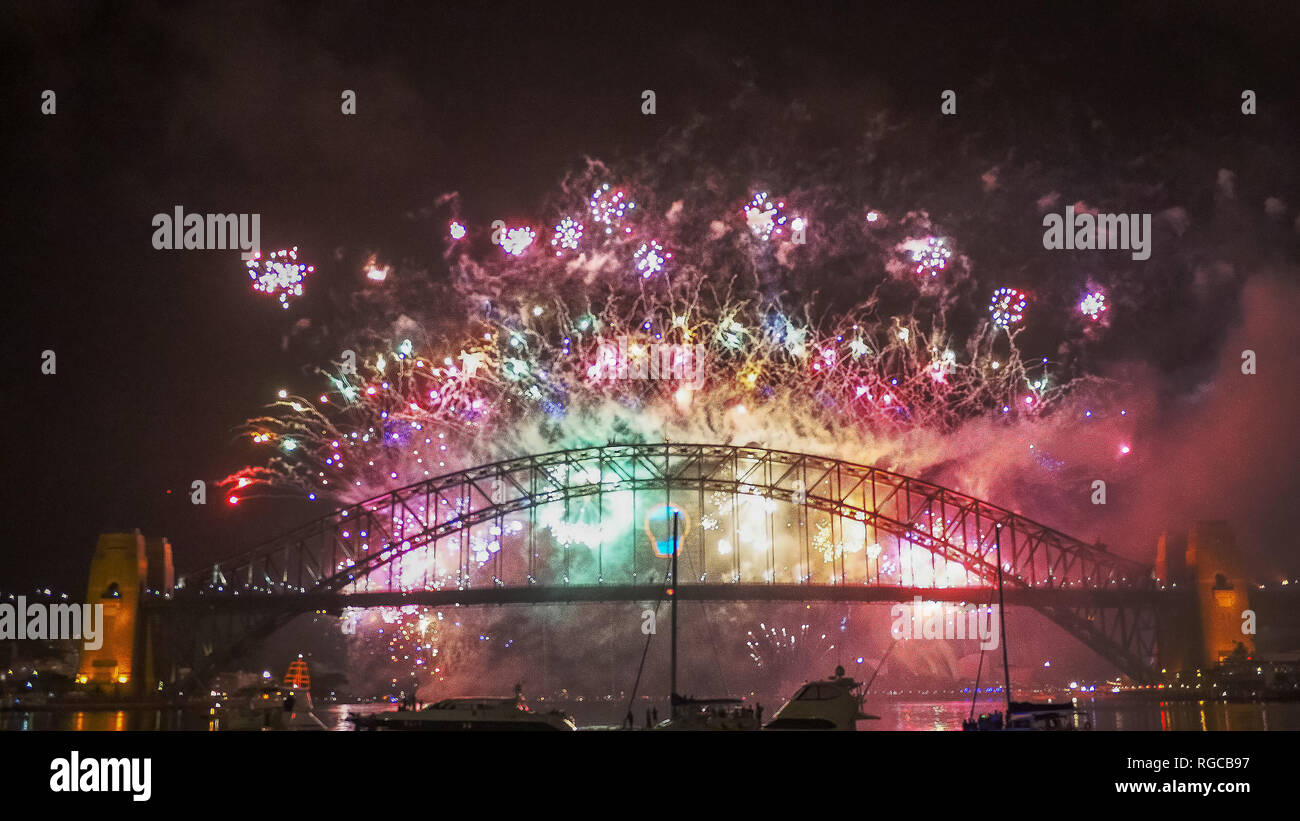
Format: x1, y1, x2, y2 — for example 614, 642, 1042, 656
5, 697, 1299, 731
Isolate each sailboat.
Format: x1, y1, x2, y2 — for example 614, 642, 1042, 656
961, 524, 1086, 731
649, 511, 878, 730
649, 511, 761, 730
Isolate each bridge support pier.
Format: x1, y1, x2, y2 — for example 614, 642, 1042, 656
1155, 521, 1255, 674
76, 531, 173, 698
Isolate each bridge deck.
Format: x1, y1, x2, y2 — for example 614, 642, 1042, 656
154, 583, 1190, 612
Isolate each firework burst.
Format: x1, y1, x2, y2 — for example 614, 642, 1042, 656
550, 217, 584, 256
745, 616, 841, 694
589, 183, 635, 235
910, 237, 952, 277
743, 192, 787, 241
1079, 289, 1107, 320
218, 159, 1129, 685
246, 247, 313, 309
989, 287, 1028, 328
498, 226, 537, 256
633, 240, 671, 277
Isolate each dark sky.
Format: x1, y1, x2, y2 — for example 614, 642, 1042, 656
3, 1, 1298, 595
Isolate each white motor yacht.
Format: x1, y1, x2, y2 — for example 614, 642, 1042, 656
354, 690, 576, 731
764, 666, 879, 730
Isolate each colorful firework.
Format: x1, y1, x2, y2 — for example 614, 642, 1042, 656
343, 605, 467, 694
246, 247, 313, 309
989, 287, 1028, 328
589, 183, 635, 235
910, 237, 952, 277
550, 217, 584, 256
497, 226, 537, 256
633, 240, 671, 277
223, 282, 1043, 512
745, 617, 840, 693
217, 163, 1131, 685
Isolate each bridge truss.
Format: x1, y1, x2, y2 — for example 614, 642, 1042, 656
167, 443, 1161, 682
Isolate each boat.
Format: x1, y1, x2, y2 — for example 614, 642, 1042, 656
963, 701, 1087, 731
352, 687, 576, 731
653, 695, 761, 730
1004, 701, 1085, 730
764, 665, 880, 730
960, 524, 1090, 731
217, 684, 327, 731
643, 512, 765, 731
647, 512, 875, 730
215, 657, 327, 730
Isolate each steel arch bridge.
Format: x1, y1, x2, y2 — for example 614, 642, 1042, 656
166, 443, 1162, 683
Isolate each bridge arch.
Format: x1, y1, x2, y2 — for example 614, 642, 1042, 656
174, 444, 1159, 680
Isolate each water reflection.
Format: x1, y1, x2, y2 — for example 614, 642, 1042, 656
863, 698, 1300, 731
2, 698, 1298, 731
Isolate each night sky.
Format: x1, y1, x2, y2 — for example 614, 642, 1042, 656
5, 0, 1298, 601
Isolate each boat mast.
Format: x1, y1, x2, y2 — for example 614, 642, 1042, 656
670, 511, 679, 713
995, 523, 1011, 716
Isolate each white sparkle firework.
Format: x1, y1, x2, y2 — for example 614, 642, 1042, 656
990, 287, 1028, 328
448, 221, 467, 240
498, 226, 537, 257
589, 183, 635, 235
550, 217, 584, 256
633, 240, 671, 277
744, 192, 788, 241
1079, 289, 1107, 320
246, 247, 313, 309
911, 237, 952, 277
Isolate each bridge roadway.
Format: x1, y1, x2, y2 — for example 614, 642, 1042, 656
152, 583, 1192, 613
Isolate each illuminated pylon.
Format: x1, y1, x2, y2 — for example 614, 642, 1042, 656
282, 657, 311, 690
